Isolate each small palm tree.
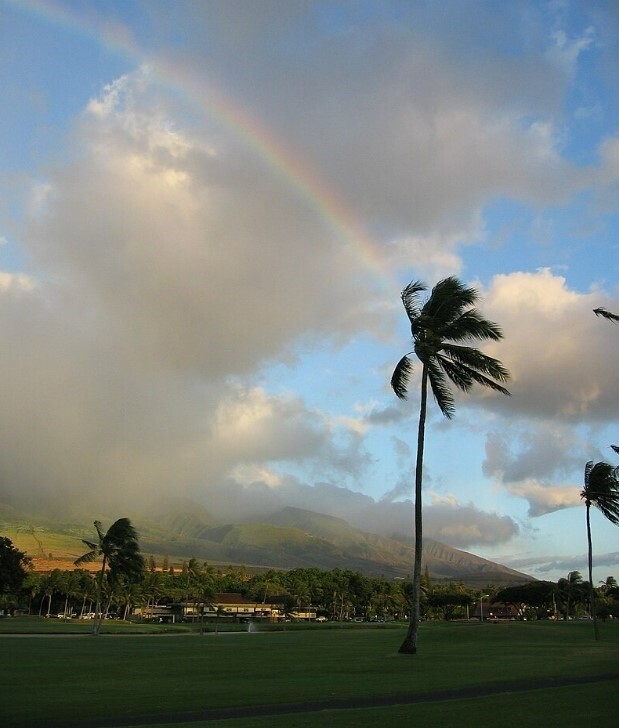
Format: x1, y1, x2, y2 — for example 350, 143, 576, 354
599, 575, 618, 593
556, 570, 585, 620
391, 276, 510, 654
581, 461, 619, 640
75, 518, 144, 635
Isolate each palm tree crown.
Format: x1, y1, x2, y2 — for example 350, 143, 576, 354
391, 277, 511, 413
75, 518, 144, 580
581, 461, 619, 525
75, 518, 144, 634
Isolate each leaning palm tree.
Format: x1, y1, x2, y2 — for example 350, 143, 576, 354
75, 518, 144, 635
580, 461, 619, 640
391, 277, 510, 654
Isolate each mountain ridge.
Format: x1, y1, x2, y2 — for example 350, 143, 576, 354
1, 501, 531, 586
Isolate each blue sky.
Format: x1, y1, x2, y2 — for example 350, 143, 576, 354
1, 0, 618, 583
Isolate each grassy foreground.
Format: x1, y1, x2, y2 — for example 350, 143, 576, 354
2, 619, 618, 727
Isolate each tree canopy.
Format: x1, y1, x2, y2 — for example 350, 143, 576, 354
0, 536, 31, 596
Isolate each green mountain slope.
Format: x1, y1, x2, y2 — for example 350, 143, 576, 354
0, 501, 531, 585
259, 507, 529, 584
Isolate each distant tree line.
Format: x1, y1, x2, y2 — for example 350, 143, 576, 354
2, 535, 618, 625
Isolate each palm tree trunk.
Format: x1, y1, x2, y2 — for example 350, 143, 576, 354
399, 364, 428, 655
586, 504, 600, 641
93, 556, 107, 636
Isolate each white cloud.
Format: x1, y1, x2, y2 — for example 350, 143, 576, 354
230, 465, 282, 489
0, 271, 35, 293
207, 386, 330, 467
423, 498, 519, 547
598, 135, 619, 181
458, 270, 619, 518
483, 426, 585, 484
207, 475, 519, 550
546, 26, 596, 76
503, 480, 581, 518
516, 552, 619, 576
22, 70, 383, 383
477, 270, 619, 421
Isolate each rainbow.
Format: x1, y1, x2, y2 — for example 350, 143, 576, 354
6, 0, 399, 294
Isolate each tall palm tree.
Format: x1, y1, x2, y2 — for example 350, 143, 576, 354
75, 518, 144, 635
391, 277, 510, 654
581, 461, 619, 640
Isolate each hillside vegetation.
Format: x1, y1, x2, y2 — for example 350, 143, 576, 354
1, 502, 530, 585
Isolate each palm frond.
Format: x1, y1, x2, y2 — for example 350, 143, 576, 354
93, 521, 105, 541
401, 281, 426, 325
427, 359, 455, 418
594, 307, 619, 323
581, 461, 619, 525
595, 500, 619, 525
74, 549, 99, 566
423, 277, 477, 327
441, 357, 511, 396
584, 460, 594, 487
105, 517, 138, 546
589, 492, 619, 523
441, 344, 511, 387
391, 355, 414, 400
443, 309, 504, 343
79, 539, 99, 552
436, 356, 474, 392
103, 518, 144, 577
109, 550, 145, 580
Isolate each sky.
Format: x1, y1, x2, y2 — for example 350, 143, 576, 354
0, 0, 618, 584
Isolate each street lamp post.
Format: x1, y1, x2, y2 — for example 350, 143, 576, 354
480, 594, 489, 622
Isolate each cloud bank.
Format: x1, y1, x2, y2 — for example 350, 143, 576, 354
1, 3, 618, 566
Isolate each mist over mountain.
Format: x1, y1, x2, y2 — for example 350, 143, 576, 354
2, 499, 531, 586
0, 474, 519, 555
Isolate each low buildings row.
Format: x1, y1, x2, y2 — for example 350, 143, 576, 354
135, 592, 317, 623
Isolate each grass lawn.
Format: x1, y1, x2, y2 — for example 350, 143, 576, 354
153, 681, 617, 728
2, 619, 618, 727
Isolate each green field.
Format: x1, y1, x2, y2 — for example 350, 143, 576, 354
2, 619, 618, 727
